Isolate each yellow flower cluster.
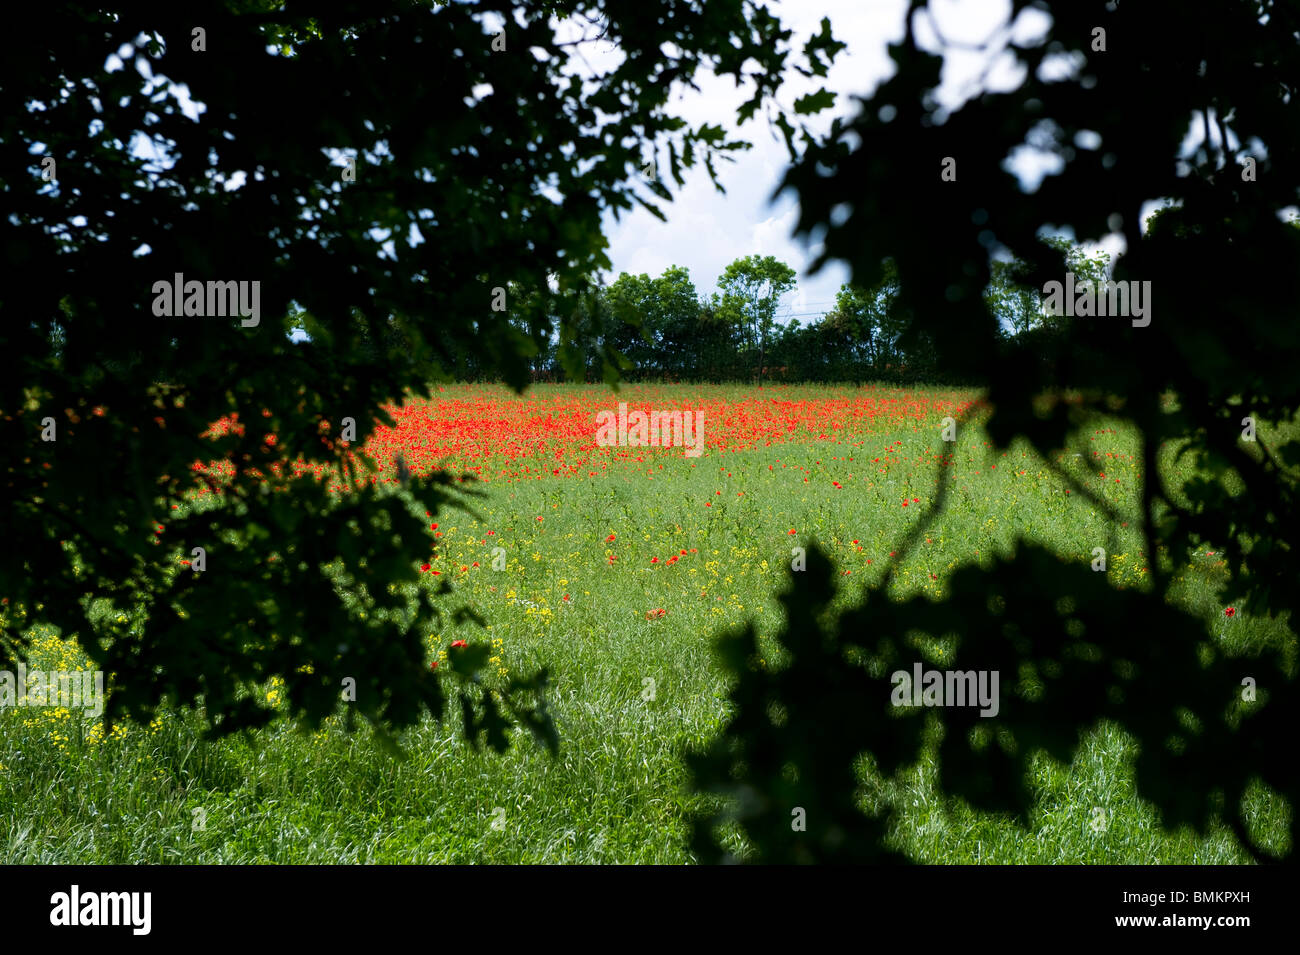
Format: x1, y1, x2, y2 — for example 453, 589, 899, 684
488, 636, 508, 679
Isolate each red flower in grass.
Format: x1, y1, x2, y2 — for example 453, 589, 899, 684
421, 563, 431, 572
450, 639, 468, 649
1224, 607, 1236, 618
606, 533, 616, 542
430, 661, 439, 670
646, 608, 667, 620
651, 557, 660, 564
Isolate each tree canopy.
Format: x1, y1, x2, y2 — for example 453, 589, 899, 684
1, 0, 842, 740
689, 0, 1300, 863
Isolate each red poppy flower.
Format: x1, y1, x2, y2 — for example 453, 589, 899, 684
430, 661, 439, 670
1224, 607, 1236, 618
421, 563, 431, 571
606, 533, 616, 542
450, 639, 468, 648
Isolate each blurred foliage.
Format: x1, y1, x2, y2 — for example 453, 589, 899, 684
0, 0, 839, 742
690, 0, 1299, 862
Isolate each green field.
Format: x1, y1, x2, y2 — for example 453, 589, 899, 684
1, 383, 1289, 862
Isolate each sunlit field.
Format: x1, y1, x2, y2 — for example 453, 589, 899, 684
1, 383, 1288, 863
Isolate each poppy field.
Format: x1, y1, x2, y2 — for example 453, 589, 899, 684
0, 383, 1286, 863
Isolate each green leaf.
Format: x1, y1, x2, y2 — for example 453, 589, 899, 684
793, 88, 835, 115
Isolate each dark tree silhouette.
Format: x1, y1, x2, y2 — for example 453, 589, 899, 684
0, 0, 842, 740
689, 0, 1298, 863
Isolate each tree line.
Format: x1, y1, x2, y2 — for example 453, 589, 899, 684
402, 240, 1114, 385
